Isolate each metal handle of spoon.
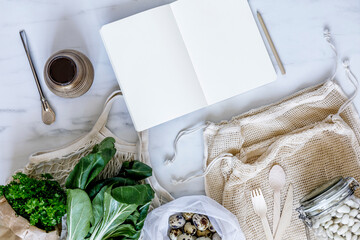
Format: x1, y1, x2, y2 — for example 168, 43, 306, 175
19, 30, 56, 125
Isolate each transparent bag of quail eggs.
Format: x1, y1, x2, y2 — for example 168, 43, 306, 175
297, 177, 360, 240
142, 195, 245, 240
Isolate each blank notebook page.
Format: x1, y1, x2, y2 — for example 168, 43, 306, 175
171, 0, 277, 104
100, 5, 207, 131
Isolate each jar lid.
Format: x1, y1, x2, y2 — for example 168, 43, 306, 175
297, 177, 359, 225
300, 176, 343, 206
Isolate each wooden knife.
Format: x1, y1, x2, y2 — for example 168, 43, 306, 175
274, 184, 293, 240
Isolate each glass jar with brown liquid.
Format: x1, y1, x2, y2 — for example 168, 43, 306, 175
44, 49, 94, 98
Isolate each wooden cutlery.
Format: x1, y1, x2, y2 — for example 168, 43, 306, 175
251, 165, 292, 240
251, 188, 274, 240
269, 165, 286, 234
274, 184, 293, 240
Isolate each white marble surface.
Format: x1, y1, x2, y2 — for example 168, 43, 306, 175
0, 0, 359, 198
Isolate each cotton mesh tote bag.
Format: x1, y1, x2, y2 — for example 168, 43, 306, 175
167, 30, 360, 240
201, 35, 360, 239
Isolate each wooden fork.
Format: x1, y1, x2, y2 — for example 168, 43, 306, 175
251, 188, 274, 240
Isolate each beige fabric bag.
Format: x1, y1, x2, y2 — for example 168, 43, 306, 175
168, 31, 360, 240
203, 78, 360, 240
0, 91, 173, 240
200, 33, 360, 239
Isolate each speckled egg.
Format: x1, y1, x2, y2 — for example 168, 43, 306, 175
196, 237, 211, 240
183, 212, 195, 221
169, 214, 186, 229
184, 222, 197, 235
212, 233, 221, 240
177, 233, 196, 240
196, 229, 211, 238
192, 214, 210, 231
169, 229, 183, 240
208, 222, 216, 232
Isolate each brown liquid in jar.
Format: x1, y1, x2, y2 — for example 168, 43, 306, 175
44, 49, 94, 98
49, 57, 76, 85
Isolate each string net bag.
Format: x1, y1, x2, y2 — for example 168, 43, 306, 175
2, 91, 173, 239
19, 91, 173, 207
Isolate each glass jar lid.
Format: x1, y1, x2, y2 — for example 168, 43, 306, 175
297, 177, 359, 227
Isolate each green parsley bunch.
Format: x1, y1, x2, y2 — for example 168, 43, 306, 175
0, 173, 66, 232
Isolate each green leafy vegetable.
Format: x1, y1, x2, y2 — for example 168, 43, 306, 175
135, 202, 151, 230
66, 189, 93, 240
86, 177, 137, 200
89, 186, 138, 240
106, 224, 138, 238
124, 202, 151, 232
118, 161, 152, 181
65, 137, 155, 240
112, 185, 154, 205
65, 137, 116, 190
89, 185, 110, 235
0, 172, 66, 232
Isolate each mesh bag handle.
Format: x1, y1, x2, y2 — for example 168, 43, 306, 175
91, 90, 123, 134
29, 91, 136, 164
92, 90, 175, 206
24, 90, 174, 205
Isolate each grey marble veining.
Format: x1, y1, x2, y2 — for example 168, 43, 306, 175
0, 0, 360, 198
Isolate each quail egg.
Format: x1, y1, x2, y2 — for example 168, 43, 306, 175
177, 233, 196, 240
169, 214, 186, 229
192, 214, 210, 231
208, 222, 216, 232
169, 229, 183, 240
184, 222, 197, 235
183, 212, 195, 221
212, 233, 221, 240
196, 229, 211, 237
196, 237, 211, 240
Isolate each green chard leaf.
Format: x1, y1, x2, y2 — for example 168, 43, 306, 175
89, 186, 138, 240
136, 202, 151, 230
89, 184, 110, 235
105, 224, 138, 238
125, 210, 140, 226
86, 177, 137, 199
66, 189, 93, 240
118, 161, 152, 181
65, 137, 116, 190
111, 184, 154, 205
124, 202, 150, 231
64, 144, 155, 240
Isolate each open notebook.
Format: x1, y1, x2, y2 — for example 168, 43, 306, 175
100, 0, 277, 131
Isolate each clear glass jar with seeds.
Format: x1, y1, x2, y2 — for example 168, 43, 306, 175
297, 177, 360, 240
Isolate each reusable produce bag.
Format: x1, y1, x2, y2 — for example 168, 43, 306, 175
168, 31, 360, 239
23, 90, 173, 207
142, 195, 245, 240
202, 51, 360, 238
0, 91, 173, 240
202, 79, 360, 240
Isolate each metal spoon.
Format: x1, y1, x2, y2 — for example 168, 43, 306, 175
269, 164, 286, 235
19, 30, 56, 125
